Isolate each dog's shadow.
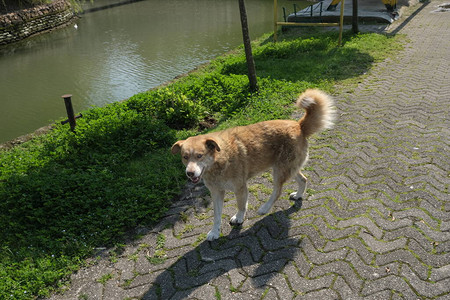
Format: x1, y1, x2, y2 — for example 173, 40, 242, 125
143, 200, 303, 299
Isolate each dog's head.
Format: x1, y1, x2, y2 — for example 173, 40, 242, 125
171, 136, 221, 184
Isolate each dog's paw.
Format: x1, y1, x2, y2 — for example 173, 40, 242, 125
257, 203, 272, 215
206, 229, 220, 241
230, 214, 244, 225
289, 192, 303, 200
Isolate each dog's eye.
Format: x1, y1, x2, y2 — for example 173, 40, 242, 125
183, 155, 188, 160
197, 154, 203, 159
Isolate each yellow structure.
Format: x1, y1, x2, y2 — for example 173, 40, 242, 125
381, 0, 398, 12
273, 0, 345, 46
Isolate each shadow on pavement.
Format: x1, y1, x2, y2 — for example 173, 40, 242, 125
143, 200, 304, 299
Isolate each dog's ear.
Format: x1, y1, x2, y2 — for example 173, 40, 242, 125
205, 138, 220, 152
171, 140, 184, 154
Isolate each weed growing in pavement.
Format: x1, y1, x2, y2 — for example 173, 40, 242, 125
96, 272, 114, 285
0, 29, 403, 299
156, 233, 166, 249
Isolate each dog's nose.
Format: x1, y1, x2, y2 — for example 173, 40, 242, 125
186, 171, 195, 178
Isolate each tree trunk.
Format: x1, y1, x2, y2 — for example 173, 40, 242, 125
238, 0, 258, 92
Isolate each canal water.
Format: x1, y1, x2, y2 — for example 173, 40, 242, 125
0, 0, 308, 143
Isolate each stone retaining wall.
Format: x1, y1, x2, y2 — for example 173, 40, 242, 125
0, 0, 75, 45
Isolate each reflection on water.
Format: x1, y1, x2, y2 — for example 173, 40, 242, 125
0, 0, 306, 143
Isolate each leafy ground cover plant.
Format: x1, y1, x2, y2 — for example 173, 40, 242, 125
0, 29, 403, 299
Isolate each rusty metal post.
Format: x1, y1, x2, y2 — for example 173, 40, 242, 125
61, 94, 76, 132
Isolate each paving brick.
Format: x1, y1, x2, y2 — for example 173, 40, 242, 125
308, 260, 363, 293
338, 216, 384, 239
408, 239, 450, 268
430, 264, 450, 282
290, 252, 313, 278
375, 249, 428, 281
363, 290, 391, 300
186, 283, 218, 299
401, 264, 450, 298
347, 250, 400, 280
288, 270, 334, 293
384, 226, 433, 252
199, 259, 238, 275
267, 275, 296, 300
198, 242, 241, 262
332, 276, 364, 300
316, 218, 359, 240
323, 236, 374, 265
359, 230, 407, 254
361, 275, 418, 299
239, 273, 278, 296
303, 239, 348, 265
257, 226, 299, 251
246, 257, 290, 278
369, 209, 413, 231
294, 288, 339, 299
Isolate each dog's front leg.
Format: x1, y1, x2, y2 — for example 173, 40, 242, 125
207, 189, 225, 241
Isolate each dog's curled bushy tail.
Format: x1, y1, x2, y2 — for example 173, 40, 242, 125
297, 89, 335, 137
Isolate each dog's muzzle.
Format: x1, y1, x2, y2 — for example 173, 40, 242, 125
186, 162, 205, 184
186, 170, 203, 184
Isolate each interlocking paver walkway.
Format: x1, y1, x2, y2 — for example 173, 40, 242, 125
49, 1, 450, 299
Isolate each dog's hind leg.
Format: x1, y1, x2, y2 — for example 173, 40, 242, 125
290, 171, 307, 200
230, 185, 248, 225
207, 189, 225, 241
257, 167, 287, 215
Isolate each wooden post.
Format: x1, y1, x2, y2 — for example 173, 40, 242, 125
352, 0, 359, 33
338, 0, 345, 46
273, 0, 278, 42
238, 0, 258, 92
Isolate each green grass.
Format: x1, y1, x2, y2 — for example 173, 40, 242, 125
0, 28, 404, 299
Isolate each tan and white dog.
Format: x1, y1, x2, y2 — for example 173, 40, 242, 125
171, 89, 335, 241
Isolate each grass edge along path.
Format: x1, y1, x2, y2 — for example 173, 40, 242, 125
0, 29, 404, 299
